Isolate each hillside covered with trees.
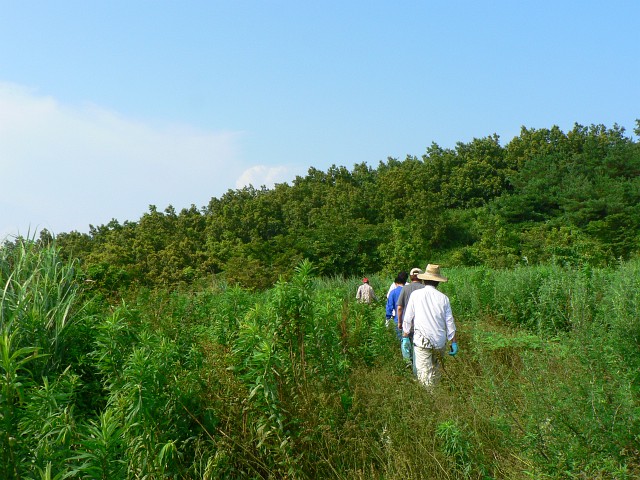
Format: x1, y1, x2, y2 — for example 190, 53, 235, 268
49, 121, 640, 292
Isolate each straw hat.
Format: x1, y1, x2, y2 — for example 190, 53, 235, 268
417, 264, 448, 283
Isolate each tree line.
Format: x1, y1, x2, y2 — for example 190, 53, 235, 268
45, 121, 640, 290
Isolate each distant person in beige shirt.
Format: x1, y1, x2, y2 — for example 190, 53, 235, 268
356, 277, 377, 304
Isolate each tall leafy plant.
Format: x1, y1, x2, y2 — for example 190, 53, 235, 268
0, 238, 81, 376
0, 239, 84, 478
0, 328, 41, 478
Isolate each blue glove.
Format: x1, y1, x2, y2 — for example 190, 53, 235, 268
401, 337, 412, 359
449, 341, 458, 356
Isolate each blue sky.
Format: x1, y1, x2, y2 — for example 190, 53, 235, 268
1, 1, 638, 238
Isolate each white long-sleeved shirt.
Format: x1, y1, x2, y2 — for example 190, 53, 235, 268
403, 285, 456, 350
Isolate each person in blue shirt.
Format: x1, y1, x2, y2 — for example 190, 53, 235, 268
386, 271, 408, 339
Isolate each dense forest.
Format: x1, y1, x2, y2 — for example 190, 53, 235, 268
44, 121, 640, 292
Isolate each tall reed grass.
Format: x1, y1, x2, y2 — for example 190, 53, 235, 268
1, 238, 84, 478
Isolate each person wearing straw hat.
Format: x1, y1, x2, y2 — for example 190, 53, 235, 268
401, 264, 458, 387
356, 277, 377, 304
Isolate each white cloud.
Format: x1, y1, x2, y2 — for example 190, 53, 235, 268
235, 165, 299, 190
0, 82, 244, 237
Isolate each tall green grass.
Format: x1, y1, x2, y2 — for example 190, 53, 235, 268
1, 239, 638, 478
1, 238, 84, 478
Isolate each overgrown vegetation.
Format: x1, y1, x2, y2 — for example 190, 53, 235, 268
1, 241, 638, 478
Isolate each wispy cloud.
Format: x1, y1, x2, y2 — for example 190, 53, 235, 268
0, 82, 244, 236
235, 165, 302, 190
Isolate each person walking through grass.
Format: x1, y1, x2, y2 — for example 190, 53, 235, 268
395, 267, 424, 362
356, 277, 377, 304
385, 271, 408, 336
402, 264, 458, 387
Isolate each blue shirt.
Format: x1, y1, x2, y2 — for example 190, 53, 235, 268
386, 284, 403, 319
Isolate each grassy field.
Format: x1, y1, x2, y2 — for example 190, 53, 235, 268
1, 241, 639, 479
